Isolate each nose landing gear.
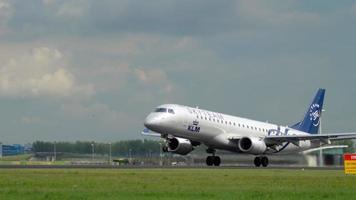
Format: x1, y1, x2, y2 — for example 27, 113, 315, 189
254, 156, 269, 167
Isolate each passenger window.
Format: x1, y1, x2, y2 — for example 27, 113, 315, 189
168, 109, 175, 114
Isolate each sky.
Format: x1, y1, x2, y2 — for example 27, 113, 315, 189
1, 0, 356, 143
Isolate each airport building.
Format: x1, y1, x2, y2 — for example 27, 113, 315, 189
0, 143, 25, 157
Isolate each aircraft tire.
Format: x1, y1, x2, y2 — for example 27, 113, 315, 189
206, 156, 214, 166
254, 156, 261, 167
213, 156, 221, 166
261, 156, 269, 167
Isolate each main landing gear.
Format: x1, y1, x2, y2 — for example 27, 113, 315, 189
254, 156, 269, 167
206, 148, 221, 166
206, 156, 221, 166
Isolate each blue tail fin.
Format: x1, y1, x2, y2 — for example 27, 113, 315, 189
292, 89, 325, 134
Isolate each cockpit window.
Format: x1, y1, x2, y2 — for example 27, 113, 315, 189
155, 108, 167, 113
154, 107, 175, 114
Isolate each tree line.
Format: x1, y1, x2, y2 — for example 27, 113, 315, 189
32, 140, 161, 157
32, 139, 354, 157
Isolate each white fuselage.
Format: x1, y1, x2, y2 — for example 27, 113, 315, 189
144, 104, 319, 155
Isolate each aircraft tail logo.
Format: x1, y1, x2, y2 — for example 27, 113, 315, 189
292, 88, 325, 134
309, 103, 321, 127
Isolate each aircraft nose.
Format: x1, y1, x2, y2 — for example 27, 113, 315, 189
144, 116, 161, 130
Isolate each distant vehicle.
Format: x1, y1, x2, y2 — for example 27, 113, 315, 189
143, 89, 356, 167
112, 158, 129, 165
171, 161, 186, 166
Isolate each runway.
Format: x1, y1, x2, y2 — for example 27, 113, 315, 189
0, 164, 344, 170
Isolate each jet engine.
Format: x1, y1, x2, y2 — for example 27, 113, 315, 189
166, 137, 193, 155
238, 137, 267, 155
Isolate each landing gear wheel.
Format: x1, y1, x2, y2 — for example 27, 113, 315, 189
162, 146, 168, 152
206, 156, 221, 166
206, 156, 214, 166
254, 156, 261, 167
213, 156, 221, 166
261, 156, 269, 167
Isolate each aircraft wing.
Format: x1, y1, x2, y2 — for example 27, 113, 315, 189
141, 128, 161, 137
302, 145, 348, 154
264, 132, 356, 145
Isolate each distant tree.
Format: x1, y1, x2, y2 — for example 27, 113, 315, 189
32, 141, 53, 152
32, 139, 161, 156
332, 140, 355, 153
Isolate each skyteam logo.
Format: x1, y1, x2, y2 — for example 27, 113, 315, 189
309, 103, 320, 127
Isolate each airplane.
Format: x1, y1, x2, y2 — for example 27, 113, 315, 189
143, 89, 356, 167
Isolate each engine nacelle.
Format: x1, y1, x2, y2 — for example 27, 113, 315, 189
238, 137, 267, 155
167, 137, 193, 155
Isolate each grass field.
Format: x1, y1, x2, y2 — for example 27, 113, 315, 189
0, 168, 355, 200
